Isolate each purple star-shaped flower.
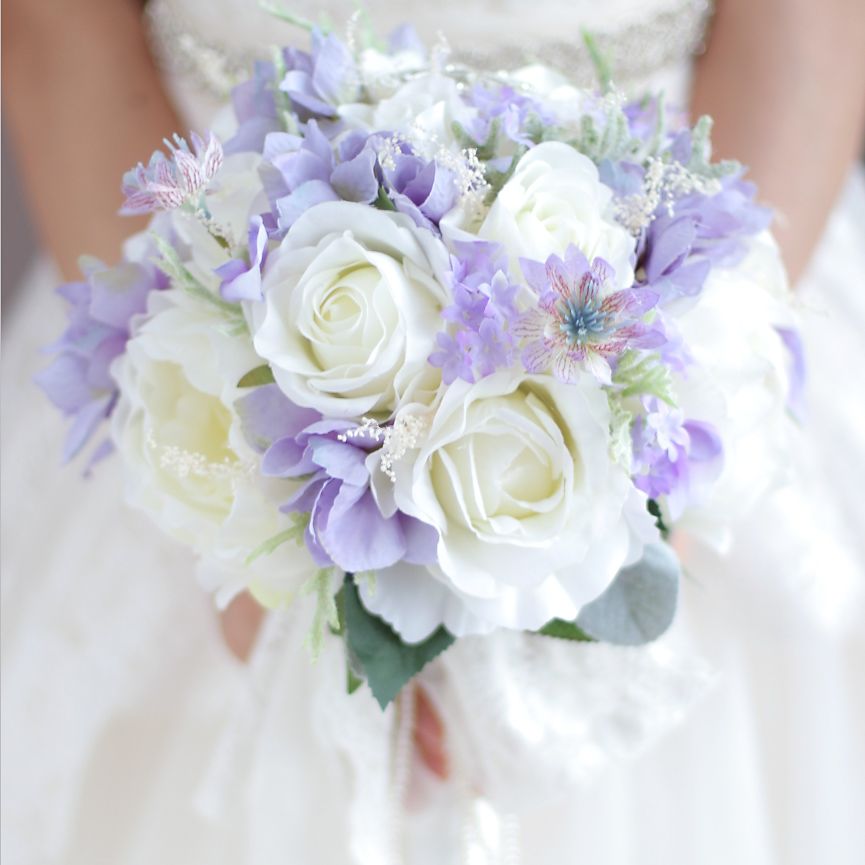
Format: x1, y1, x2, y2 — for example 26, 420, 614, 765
516, 246, 662, 384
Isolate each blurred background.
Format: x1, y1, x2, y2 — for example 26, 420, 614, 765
2, 130, 39, 305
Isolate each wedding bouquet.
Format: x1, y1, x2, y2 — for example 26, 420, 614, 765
39, 16, 801, 708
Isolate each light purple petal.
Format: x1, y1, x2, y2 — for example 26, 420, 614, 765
282, 473, 328, 514
236, 384, 320, 453
330, 147, 379, 203
262, 437, 316, 477
601, 287, 658, 318
519, 257, 551, 295
63, 398, 112, 463
776, 326, 806, 421
35, 354, 93, 414
320, 486, 406, 572
308, 438, 370, 485
401, 516, 439, 565
683, 420, 723, 463
645, 217, 697, 281
88, 262, 151, 329
275, 180, 339, 230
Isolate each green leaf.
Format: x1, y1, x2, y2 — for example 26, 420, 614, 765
346, 664, 364, 695
581, 30, 614, 93
257, 1, 328, 32
613, 350, 676, 405
575, 543, 681, 645
244, 516, 307, 566
538, 618, 595, 642
646, 498, 670, 539
373, 186, 397, 211
151, 233, 247, 324
341, 575, 455, 709
237, 365, 276, 388
302, 569, 340, 660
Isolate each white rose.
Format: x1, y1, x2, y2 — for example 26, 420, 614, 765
112, 290, 317, 592
356, 46, 428, 102
361, 372, 655, 640
338, 72, 474, 147
476, 142, 635, 283
252, 202, 450, 419
672, 233, 796, 549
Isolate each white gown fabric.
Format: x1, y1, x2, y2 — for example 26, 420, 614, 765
3, 1, 864, 863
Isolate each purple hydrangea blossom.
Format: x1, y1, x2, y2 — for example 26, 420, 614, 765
261, 122, 378, 233
261, 123, 459, 235
428, 242, 520, 384
215, 215, 269, 302
236, 384, 438, 573
776, 326, 806, 422
467, 84, 556, 151
639, 170, 773, 303
36, 255, 167, 465
631, 398, 723, 519
379, 143, 458, 231
225, 60, 282, 155
120, 132, 223, 215
622, 96, 662, 144
516, 246, 662, 384
629, 122, 773, 304
637, 214, 713, 302
279, 30, 359, 122
634, 171, 772, 305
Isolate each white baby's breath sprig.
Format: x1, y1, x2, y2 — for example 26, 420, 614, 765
376, 125, 489, 214
377, 132, 409, 171
337, 414, 427, 482
146, 431, 252, 486
614, 156, 723, 236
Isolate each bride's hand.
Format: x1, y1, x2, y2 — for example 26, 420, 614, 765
413, 684, 450, 780
220, 592, 266, 662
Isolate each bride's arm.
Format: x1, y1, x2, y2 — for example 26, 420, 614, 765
3, 0, 181, 279
691, 0, 865, 284
4, 0, 268, 661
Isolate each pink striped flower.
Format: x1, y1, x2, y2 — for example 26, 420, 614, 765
516, 246, 662, 384
120, 132, 223, 215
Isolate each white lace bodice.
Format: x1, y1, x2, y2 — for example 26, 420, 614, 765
147, 0, 713, 127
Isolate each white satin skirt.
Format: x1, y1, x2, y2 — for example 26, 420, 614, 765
2, 168, 864, 865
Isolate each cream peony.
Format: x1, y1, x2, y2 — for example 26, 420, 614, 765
112, 289, 316, 594
477, 141, 636, 283
672, 233, 796, 549
361, 371, 656, 640
252, 202, 450, 419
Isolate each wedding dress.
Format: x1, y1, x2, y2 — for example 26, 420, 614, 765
2, 1, 864, 863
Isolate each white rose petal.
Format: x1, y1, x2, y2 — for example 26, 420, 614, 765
372, 73, 475, 150
477, 141, 636, 283
252, 202, 450, 419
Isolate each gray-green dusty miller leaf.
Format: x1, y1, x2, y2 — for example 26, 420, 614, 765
576, 543, 681, 646
341, 577, 455, 709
